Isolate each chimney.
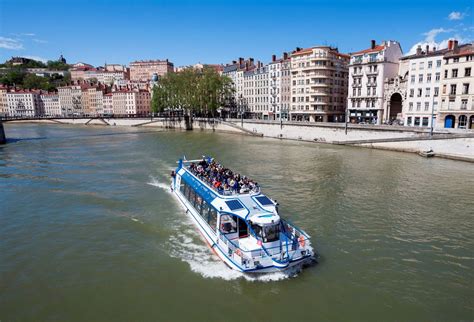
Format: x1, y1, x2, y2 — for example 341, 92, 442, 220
283, 52, 288, 60
249, 57, 254, 65
296, 47, 302, 52
425, 45, 429, 54
416, 45, 422, 55
238, 57, 244, 66
272, 54, 276, 62
453, 40, 459, 49
371, 40, 376, 49
232, 60, 237, 64
448, 40, 454, 50
245, 61, 249, 70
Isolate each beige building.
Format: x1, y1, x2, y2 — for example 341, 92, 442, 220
290, 46, 349, 122
0, 86, 8, 116
438, 41, 474, 129
129, 59, 174, 82
81, 86, 105, 115
58, 85, 83, 116
40, 93, 61, 116
112, 89, 151, 116
103, 93, 113, 115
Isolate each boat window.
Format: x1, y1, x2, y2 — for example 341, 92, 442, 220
200, 199, 207, 218
208, 208, 217, 231
251, 224, 263, 239
195, 195, 202, 213
220, 214, 237, 234
237, 217, 248, 238
263, 224, 280, 243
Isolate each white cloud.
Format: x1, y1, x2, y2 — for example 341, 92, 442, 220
448, 11, 463, 20
21, 33, 36, 37
33, 39, 48, 44
0, 36, 23, 50
22, 55, 48, 63
406, 28, 463, 55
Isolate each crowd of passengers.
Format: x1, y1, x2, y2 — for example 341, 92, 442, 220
188, 159, 260, 195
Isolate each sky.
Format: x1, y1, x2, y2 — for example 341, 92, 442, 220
0, 0, 473, 67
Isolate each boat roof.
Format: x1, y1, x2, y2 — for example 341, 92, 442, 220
177, 166, 278, 223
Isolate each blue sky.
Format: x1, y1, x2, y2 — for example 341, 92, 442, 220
0, 0, 472, 67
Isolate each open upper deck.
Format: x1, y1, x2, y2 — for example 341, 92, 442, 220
176, 158, 278, 222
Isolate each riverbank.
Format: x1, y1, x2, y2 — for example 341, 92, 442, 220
5, 117, 474, 162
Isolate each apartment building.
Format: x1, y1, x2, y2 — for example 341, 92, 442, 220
129, 59, 174, 82
222, 58, 256, 114
400, 45, 448, 127
438, 41, 474, 129
111, 90, 151, 115
290, 46, 349, 122
40, 93, 61, 116
348, 40, 402, 124
0, 86, 8, 116
268, 53, 291, 120
58, 85, 83, 116
6, 90, 41, 117
103, 93, 113, 115
81, 86, 105, 115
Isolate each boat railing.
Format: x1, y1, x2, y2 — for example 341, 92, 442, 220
217, 221, 311, 262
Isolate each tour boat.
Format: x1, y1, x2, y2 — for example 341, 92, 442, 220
170, 157, 315, 273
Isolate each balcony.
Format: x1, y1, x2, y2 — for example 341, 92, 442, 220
366, 69, 379, 75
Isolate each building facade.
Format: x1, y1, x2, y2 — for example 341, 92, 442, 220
347, 40, 403, 124
398, 45, 448, 127
129, 59, 174, 82
58, 85, 83, 116
438, 41, 474, 129
40, 93, 61, 116
290, 46, 349, 122
268, 53, 291, 120
111, 90, 151, 116
6, 91, 41, 117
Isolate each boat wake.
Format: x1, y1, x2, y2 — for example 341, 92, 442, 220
167, 221, 302, 282
147, 175, 172, 192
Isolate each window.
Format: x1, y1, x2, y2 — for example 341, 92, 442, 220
428, 61, 433, 68
418, 74, 423, 82
452, 69, 458, 78
450, 84, 457, 95
220, 214, 237, 234
436, 60, 441, 67
411, 63, 416, 70
465, 68, 471, 77
424, 102, 429, 111
427, 73, 432, 82
409, 89, 414, 97
422, 117, 429, 126
411, 75, 415, 83
458, 115, 467, 128
416, 102, 421, 111
435, 72, 440, 82
463, 83, 469, 95
426, 88, 431, 97
434, 87, 439, 97
414, 117, 421, 126
461, 99, 468, 110
372, 88, 376, 95
453, 57, 459, 63
444, 70, 448, 78
407, 116, 412, 125
419, 62, 424, 69
417, 89, 422, 97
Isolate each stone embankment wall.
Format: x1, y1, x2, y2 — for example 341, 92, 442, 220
7, 117, 474, 161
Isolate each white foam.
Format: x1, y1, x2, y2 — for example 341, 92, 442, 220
147, 176, 172, 192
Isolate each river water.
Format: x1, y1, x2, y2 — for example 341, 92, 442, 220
0, 124, 473, 321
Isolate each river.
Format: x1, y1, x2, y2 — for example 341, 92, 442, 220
0, 124, 473, 321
